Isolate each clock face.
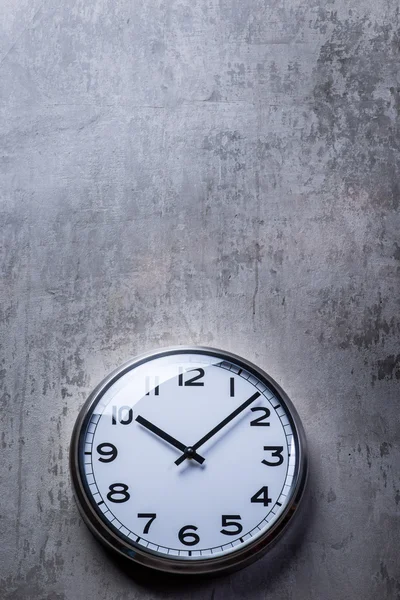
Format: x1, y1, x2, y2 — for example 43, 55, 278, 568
71, 348, 307, 574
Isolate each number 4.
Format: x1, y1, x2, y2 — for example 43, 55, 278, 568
250, 486, 272, 506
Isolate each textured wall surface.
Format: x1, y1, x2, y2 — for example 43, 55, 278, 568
1, 0, 399, 598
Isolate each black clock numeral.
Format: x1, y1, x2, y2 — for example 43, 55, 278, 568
221, 515, 243, 536
107, 483, 130, 503
97, 443, 118, 463
112, 406, 133, 425
230, 377, 235, 397
251, 486, 272, 506
262, 446, 284, 466
145, 376, 160, 396
178, 525, 200, 546
250, 406, 270, 426
138, 513, 157, 534
178, 368, 205, 387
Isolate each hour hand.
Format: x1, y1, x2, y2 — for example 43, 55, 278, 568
135, 415, 205, 465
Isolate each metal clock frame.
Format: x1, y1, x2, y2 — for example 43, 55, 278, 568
70, 346, 308, 575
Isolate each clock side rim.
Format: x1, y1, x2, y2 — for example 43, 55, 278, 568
69, 345, 308, 575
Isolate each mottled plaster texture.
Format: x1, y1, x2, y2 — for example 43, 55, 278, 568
0, 0, 399, 599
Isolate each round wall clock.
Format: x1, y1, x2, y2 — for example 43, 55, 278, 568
70, 347, 307, 575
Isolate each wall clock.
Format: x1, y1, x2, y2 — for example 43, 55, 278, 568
70, 347, 307, 575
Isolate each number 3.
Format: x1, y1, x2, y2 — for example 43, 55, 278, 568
262, 446, 284, 466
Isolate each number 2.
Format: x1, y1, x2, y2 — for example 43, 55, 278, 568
250, 407, 270, 426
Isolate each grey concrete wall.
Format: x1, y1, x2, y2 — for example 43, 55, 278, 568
1, 0, 399, 598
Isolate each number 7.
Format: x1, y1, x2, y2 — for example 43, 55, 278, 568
138, 513, 157, 534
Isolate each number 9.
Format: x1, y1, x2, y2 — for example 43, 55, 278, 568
96, 443, 118, 463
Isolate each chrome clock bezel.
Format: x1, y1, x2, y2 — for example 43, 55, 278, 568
69, 346, 308, 575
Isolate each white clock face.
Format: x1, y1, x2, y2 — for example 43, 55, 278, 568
76, 349, 303, 567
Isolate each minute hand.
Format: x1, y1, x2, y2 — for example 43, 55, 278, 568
175, 392, 260, 466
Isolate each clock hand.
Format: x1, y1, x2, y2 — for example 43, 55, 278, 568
135, 415, 205, 465
175, 392, 261, 466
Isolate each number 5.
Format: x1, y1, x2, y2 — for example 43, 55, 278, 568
220, 515, 243, 536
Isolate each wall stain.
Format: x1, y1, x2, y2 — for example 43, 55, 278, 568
331, 532, 353, 550
373, 354, 400, 382
376, 561, 400, 599
380, 442, 392, 457
1, 4, 399, 599
311, 16, 400, 211
316, 288, 399, 352
327, 488, 337, 503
